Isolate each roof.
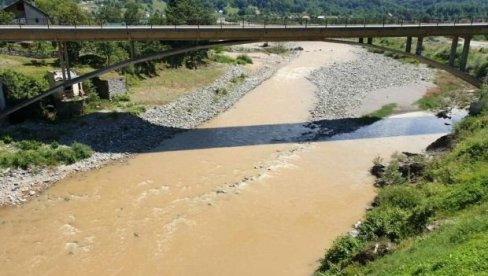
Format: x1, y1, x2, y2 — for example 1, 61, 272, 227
3, 0, 49, 18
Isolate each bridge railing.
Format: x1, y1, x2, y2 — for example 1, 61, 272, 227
2, 16, 488, 29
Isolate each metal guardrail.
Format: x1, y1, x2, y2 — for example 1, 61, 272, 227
2, 16, 488, 30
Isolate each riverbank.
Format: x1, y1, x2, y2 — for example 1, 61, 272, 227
0, 47, 291, 206
316, 86, 488, 275
0, 41, 459, 276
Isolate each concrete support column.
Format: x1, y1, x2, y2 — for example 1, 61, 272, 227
415, 37, 424, 56
57, 42, 66, 81
359, 37, 364, 44
405, 36, 412, 53
130, 40, 136, 59
367, 37, 373, 45
63, 42, 71, 80
460, 36, 471, 72
449, 36, 459, 66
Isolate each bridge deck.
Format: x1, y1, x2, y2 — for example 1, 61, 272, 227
0, 23, 487, 41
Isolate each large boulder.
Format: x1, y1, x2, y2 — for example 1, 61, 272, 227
426, 134, 455, 152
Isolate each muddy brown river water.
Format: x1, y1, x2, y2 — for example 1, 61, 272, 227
0, 43, 451, 275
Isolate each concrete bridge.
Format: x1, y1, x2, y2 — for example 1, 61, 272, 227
0, 21, 487, 119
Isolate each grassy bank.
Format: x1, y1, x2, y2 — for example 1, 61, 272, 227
0, 138, 92, 170
316, 85, 488, 275
130, 63, 227, 106
374, 37, 488, 82
416, 71, 477, 110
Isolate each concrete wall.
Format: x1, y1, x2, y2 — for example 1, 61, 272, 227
92, 77, 127, 99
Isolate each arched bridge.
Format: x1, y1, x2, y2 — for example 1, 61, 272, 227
0, 20, 487, 119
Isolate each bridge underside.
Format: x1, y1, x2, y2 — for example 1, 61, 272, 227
0, 25, 487, 41
0, 37, 483, 120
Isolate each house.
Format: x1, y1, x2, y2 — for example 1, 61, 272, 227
3, 0, 49, 25
47, 70, 85, 100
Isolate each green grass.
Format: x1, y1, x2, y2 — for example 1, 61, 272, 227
212, 53, 253, 65
361, 103, 397, 121
375, 37, 488, 82
415, 71, 476, 111
0, 54, 94, 80
0, 139, 92, 170
316, 86, 488, 275
130, 63, 226, 106
342, 203, 488, 276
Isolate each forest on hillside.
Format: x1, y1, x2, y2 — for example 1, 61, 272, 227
1, 0, 488, 19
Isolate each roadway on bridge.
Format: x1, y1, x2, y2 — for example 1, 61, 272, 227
0, 23, 487, 41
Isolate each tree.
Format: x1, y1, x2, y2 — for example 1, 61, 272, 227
0, 11, 14, 24
166, 0, 216, 25
124, 1, 143, 25
96, 4, 122, 23
36, 0, 88, 25
96, 42, 129, 67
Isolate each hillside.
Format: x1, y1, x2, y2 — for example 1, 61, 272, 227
1, 0, 488, 19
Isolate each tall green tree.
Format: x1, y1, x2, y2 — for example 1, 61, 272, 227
96, 4, 122, 23
166, 0, 216, 25
123, 0, 143, 25
0, 11, 14, 24
36, 0, 88, 25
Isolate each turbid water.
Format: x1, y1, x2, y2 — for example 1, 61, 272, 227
0, 42, 453, 275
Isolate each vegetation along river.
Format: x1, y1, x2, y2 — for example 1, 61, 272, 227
0, 42, 459, 275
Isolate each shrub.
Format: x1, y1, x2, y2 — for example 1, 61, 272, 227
70, 142, 93, 160
319, 236, 364, 272
442, 183, 487, 211
382, 160, 407, 186
376, 186, 424, 209
358, 207, 410, 242
213, 54, 235, 64
0, 141, 93, 169
0, 70, 48, 105
236, 54, 253, 65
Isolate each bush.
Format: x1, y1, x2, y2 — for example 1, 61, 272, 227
319, 236, 364, 272
0, 141, 93, 169
382, 160, 407, 186
376, 186, 424, 209
0, 70, 48, 105
442, 182, 487, 211
213, 54, 235, 64
70, 142, 93, 160
359, 207, 410, 242
236, 54, 253, 65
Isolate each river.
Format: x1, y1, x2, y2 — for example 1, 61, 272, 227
0, 42, 454, 275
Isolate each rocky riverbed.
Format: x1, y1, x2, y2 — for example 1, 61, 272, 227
0, 53, 287, 206
0, 45, 437, 206
307, 48, 434, 137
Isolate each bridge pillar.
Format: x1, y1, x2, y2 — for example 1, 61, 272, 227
405, 37, 412, 53
359, 38, 364, 44
130, 41, 137, 59
460, 37, 471, 72
63, 42, 72, 80
57, 42, 67, 81
367, 37, 373, 45
415, 37, 424, 56
449, 36, 459, 66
